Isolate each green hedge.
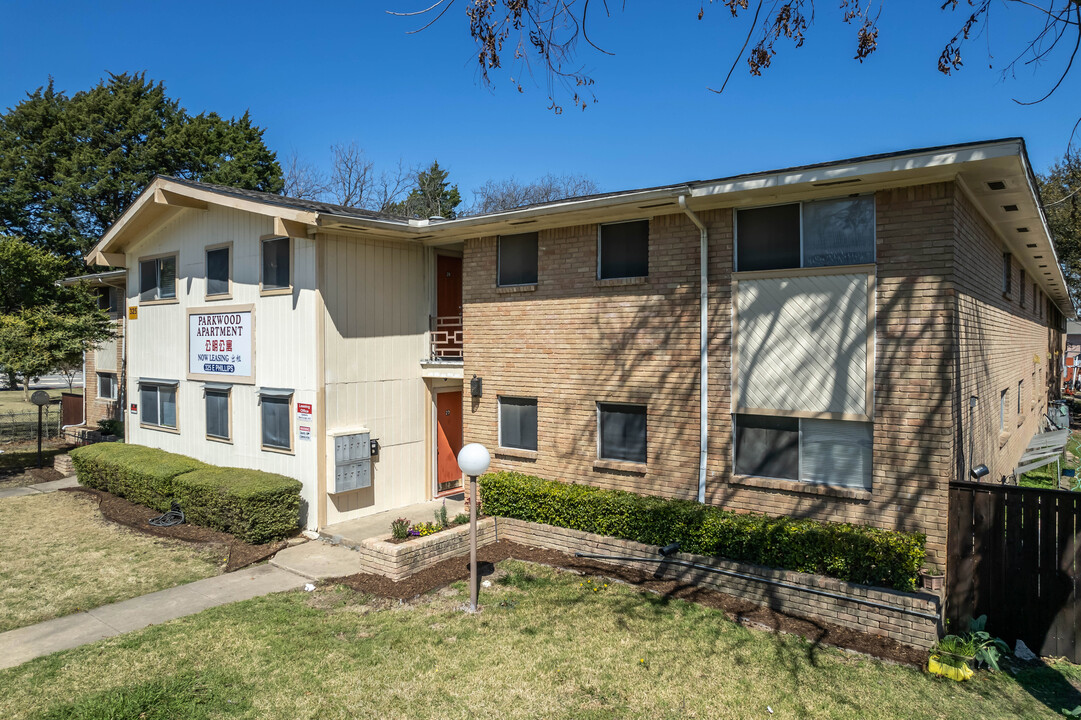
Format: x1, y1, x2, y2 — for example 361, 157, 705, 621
479, 471, 926, 592
70, 443, 202, 512
71, 444, 301, 544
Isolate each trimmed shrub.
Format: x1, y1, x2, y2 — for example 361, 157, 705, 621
70, 443, 204, 512
71, 443, 301, 544
174, 467, 301, 545
479, 471, 926, 592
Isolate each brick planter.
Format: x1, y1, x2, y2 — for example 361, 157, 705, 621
494, 517, 942, 650
334, 518, 497, 582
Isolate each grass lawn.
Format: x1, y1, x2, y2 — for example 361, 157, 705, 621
0, 492, 223, 632
2, 561, 1079, 719
1019, 432, 1081, 490
0, 441, 73, 478
0, 388, 79, 414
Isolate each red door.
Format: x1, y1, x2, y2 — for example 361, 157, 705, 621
437, 390, 463, 494
435, 256, 463, 358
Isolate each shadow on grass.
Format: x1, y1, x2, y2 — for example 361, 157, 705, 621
1008, 660, 1081, 717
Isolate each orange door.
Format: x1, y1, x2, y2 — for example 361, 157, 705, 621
437, 390, 463, 493
436, 256, 463, 358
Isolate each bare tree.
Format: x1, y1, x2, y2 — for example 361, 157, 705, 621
371, 159, 415, 213
468, 172, 600, 214
281, 151, 328, 201
391, 1, 1081, 142
327, 142, 375, 207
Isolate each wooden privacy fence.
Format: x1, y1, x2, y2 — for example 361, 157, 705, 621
948, 481, 1081, 661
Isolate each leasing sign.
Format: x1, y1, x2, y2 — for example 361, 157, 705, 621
188, 306, 254, 382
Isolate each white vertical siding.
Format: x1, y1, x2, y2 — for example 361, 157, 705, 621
321, 232, 431, 524
124, 206, 320, 527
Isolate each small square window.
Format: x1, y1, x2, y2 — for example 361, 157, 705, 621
97, 373, 117, 401
736, 204, 801, 272
599, 220, 649, 280
206, 388, 230, 441
206, 246, 230, 296
497, 232, 538, 286
139, 256, 177, 301
140, 382, 177, 429
598, 403, 646, 463
96, 287, 119, 313
262, 237, 291, 291
499, 397, 537, 451
260, 391, 292, 451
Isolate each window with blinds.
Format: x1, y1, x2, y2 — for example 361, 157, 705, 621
499, 397, 538, 451
734, 414, 872, 490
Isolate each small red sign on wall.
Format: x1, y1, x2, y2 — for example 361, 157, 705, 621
297, 403, 312, 415
130, 403, 138, 414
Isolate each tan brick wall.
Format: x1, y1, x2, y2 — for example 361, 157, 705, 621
84, 313, 125, 429
496, 517, 940, 649
954, 189, 1065, 483
462, 216, 706, 499
462, 181, 1065, 571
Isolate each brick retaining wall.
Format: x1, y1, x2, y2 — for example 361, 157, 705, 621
495, 517, 941, 649
326, 518, 497, 582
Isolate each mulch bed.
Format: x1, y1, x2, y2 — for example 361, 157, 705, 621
62, 486, 287, 572
328, 539, 929, 668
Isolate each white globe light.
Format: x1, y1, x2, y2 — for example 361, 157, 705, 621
457, 443, 491, 476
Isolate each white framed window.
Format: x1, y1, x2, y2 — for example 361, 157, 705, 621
261, 237, 291, 292
205, 384, 231, 441
1000, 388, 1008, 431
733, 413, 873, 490
259, 388, 293, 451
499, 397, 538, 451
139, 380, 178, 430
1017, 380, 1023, 416
598, 402, 647, 463
206, 244, 232, 298
97, 372, 117, 401
139, 254, 177, 301
735, 195, 875, 272
598, 220, 649, 280
497, 232, 538, 286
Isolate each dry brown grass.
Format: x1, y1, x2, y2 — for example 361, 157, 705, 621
0, 491, 223, 632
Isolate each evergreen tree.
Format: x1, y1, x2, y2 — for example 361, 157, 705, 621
0, 73, 283, 266
388, 161, 462, 219
1040, 156, 1081, 309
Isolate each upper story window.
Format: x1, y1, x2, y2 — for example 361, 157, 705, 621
497, 232, 538, 286
206, 245, 231, 298
599, 220, 649, 280
97, 372, 117, 401
261, 237, 291, 292
139, 255, 177, 301
96, 287, 119, 313
735, 195, 874, 272
1002, 252, 1013, 295
1019, 269, 1026, 308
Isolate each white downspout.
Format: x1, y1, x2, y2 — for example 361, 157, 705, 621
679, 195, 708, 503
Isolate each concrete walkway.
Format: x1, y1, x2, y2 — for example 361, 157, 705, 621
0, 476, 79, 500
321, 493, 466, 545
0, 564, 308, 671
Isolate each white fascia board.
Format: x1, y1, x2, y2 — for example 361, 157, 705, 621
88, 178, 320, 263
687, 140, 1023, 200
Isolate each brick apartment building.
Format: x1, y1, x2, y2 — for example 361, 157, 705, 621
87, 138, 1069, 561
460, 138, 1070, 566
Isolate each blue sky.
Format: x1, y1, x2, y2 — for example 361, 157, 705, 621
2, 1, 1077, 202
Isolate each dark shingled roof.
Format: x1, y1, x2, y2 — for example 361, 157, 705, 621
158, 175, 411, 222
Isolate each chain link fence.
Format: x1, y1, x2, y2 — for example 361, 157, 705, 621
0, 406, 62, 444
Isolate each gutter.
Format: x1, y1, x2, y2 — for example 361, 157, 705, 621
679, 195, 709, 503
